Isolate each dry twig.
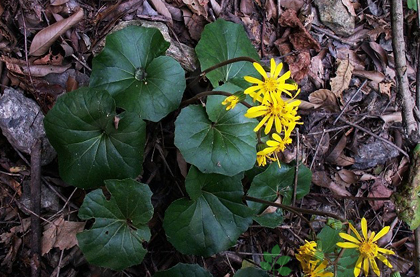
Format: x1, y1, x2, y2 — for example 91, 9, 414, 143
391, 0, 419, 144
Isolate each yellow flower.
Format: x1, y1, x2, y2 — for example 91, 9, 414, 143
336, 218, 395, 277
221, 95, 240, 110
256, 149, 277, 166
244, 58, 298, 102
300, 260, 334, 277
244, 91, 301, 135
296, 240, 318, 261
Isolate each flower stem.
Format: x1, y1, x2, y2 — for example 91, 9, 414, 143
244, 195, 346, 222
187, 56, 258, 88
181, 90, 252, 108
200, 56, 258, 77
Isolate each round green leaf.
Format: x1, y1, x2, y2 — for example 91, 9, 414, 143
77, 179, 153, 271
234, 268, 270, 277
44, 88, 146, 189
89, 26, 186, 122
246, 163, 311, 223
175, 95, 257, 176
163, 166, 253, 256
153, 263, 213, 277
195, 19, 260, 87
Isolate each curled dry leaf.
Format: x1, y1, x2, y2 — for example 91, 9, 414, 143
353, 70, 385, 83
326, 134, 355, 166
29, 8, 84, 56
149, 0, 173, 21
312, 171, 351, 196
330, 59, 353, 99
1, 56, 71, 77
50, 0, 69, 6
308, 89, 339, 112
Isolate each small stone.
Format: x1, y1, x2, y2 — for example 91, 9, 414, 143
0, 88, 56, 165
314, 0, 355, 37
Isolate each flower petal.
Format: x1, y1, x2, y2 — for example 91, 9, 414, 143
274, 116, 282, 134
270, 58, 276, 77
349, 222, 363, 242
370, 257, 380, 276
253, 115, 269, 132
361, 218, 368, 240
372, 226, 390, 242
363, 257, 369, 276
339, 233, 361, 244
336, 242, 359, 248
273, 61, 283, 79
377, 247, 395, 255
354, 255, 363, 277
244, 76, 263, 84
377, 253, 393, 268
264, 116, 274, 134
253, 62, 267, 79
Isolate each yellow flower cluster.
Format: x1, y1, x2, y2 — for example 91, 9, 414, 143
244, 58, 301, 166
336, 218, 395, 276
296, 241, 333, 277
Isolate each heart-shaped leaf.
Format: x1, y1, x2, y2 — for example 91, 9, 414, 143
175, 95, 257, 176
246, 162, 311, 226
44, 88, 146, 189
89, 26, 186, 122
77, 179, 153, 271
153, 263, 213, 277
195, 19, 260, 87
163, 166, 253, 256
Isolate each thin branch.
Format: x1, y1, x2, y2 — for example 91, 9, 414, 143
338, 118, 410, 158
30, 140, 42, 277
333, 79, 367, 125
391, 0, 419, 143
244, 195, 346, 222
292, 128, 299, 206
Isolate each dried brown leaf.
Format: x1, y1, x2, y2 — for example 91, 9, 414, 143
326, 134, 354, 166
368, 179, 392, 211
29, 8, 83, 56
379, 82, 392, 98
183, 0, 208, 17
337, 169, 358, 185
42, 217, 86, 255
308, 89, 339, 112
208, 0, 221, 16
330, 59, 353, 99
341, 0, 356, 16
50, 0, 69, 6
353, 70, 385, 83
149, 0, 173, 20
312, 171, 351, 196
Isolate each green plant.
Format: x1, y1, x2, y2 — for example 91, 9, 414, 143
45, 19, 387, 276
260, 245, 292, 276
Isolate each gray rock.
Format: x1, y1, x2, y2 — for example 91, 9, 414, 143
314, 0, 355, 37
0, 88, 56, 165
353, 140, 400, 170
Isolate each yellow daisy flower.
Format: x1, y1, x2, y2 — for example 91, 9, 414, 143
256, 150, 277, 167
336, 218, 395, 277
296, 240, 318, 261
244, 91, 301, 135
221, 95, 240, 110
244, 58, 298, 102
300, 260, 334, 277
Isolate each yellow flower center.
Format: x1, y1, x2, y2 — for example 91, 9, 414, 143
263, 77, 278, 93
359, 241, 378, 258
